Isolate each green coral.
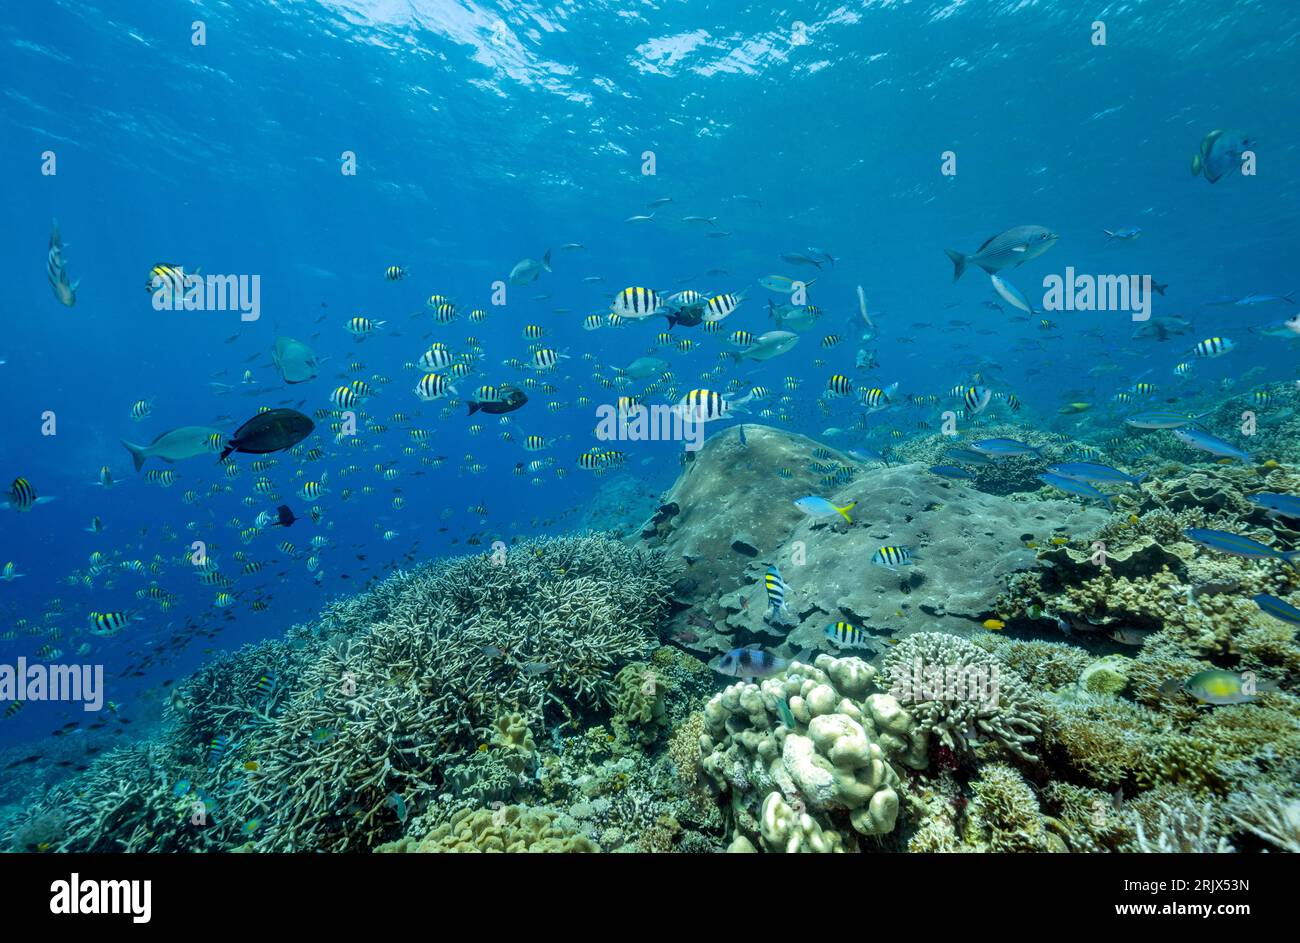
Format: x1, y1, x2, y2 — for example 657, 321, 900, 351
611, 662, 669, 746
1080, 654, 1133, 696
964, 763, 1054, 853
970, 635, 1090, 690
490, 711, 537, 772
377, 804, 599, 853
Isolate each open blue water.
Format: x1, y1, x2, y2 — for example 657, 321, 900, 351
0, 1, 1296, 756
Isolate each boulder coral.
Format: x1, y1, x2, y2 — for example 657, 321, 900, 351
698, 653, 925, 852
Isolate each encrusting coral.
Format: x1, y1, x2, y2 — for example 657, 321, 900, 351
376, 804, 599, 853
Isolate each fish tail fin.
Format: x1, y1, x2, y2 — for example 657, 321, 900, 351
1285, 291, 1296, 304
542, 249, 552, 272
665, 312, 678, 330
836, 501, 856, 524
466, 401, 481, 416
944, 248, 967, 281
1134, 471, 1149, 484
218, 445, 235, 462
121, 440, 147, 473
1103, 494, 1118, 510
1103, 229, 1115, 241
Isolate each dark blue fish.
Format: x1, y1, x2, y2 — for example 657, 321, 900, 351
1039, 473, 1114, 508
1185, 528, 1299, 569
1254, 594, 1300, 627
1248, 493, 1300, 520
738, 425, 747, 447
930, 465, 975, 480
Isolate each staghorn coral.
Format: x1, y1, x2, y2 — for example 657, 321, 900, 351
1132, 794, 1234, 853
964, 763, 1054, 853
25, 741, 225, 852
970, 635, 1090, 690
12, 534, 676, 854
1040, 780, 1138, 853
882, 632, 1042, 762
1226, 786, 1300, 852
169, 638, 308, 761
1039, 689, 1167, 788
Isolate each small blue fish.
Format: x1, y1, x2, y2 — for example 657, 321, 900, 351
385, 791, 408, 824
1173, 427, 1251, 463
969, 438, 1041, 458
1038, 473, 1114, 509
1254, 594, 1300, 628
1248, 493, 1300, 520
1047, 462, 1147, 487
774, 697, 796, 729
794, 495, 856, 523
1125, 410, 1206, 430
1185, 528, 1299, 569
929, 464, 975, 480
738, 425, 747, 447
1103, 227, 1142, 241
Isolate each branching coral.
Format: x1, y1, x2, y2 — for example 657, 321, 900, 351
1226, 786, 1300, 852
970, 635, 1091, 690
1133, 794, 1234, 853
965, 763, 1054, 853
13, 534, 676, 854
882, 632, 1042, 762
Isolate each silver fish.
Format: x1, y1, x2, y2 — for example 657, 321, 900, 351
508, 250, 552, 285
121, 426, 226, 471
945, 225, 1057, 281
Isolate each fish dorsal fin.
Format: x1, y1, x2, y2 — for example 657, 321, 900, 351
977, 233, 999, 252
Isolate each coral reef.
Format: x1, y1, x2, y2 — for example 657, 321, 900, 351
698, 653, 924, 852
377, 804, 599, 853
11, 535, 679, 853
1133, 795, 1234, 853
882, 632, 1042, 762
965, 763, 1056, 853
642, 425, 1109, 659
